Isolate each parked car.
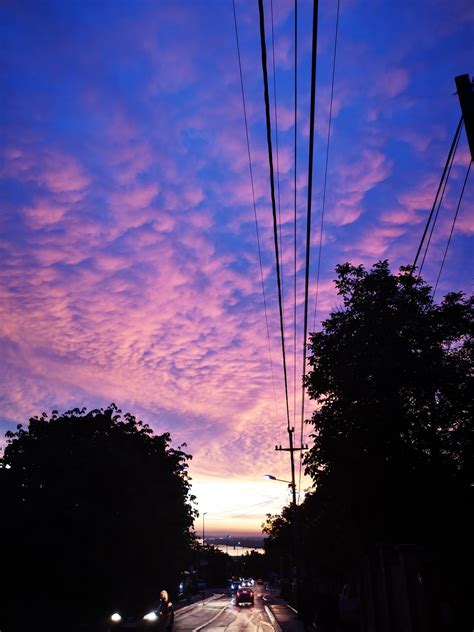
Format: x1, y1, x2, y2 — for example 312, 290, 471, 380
235, 587, 254, 607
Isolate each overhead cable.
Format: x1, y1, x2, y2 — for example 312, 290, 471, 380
433, 160, 472, 299
419, 121, 463, 276
298, 0, 320, 496
257, 0, 292, 432
293, 0, 298, 432
412, 116, 463, 275
232, 0, 282, 435
313, 0, 340, 330
270, 0, 285, 326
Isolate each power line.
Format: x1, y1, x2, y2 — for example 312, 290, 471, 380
298, 0, 319, 496
270, 0, 285, 333
433, 160, 472, 299
232, 0, 282, 435
419, 121, 463, 276
293, 0, 298, 434
208, 496, 282, 519
257, 0, 292, 433
412, 116, 463, 274
313, 0, 340, 330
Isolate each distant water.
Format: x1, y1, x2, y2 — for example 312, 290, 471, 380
215, 544, 264, 556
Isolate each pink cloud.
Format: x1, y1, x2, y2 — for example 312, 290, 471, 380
22, 199, 70, 229
378, 68, 410, 98
349, 225, 406, 258
110, 182, 159, 210
396, 175, 438, 219
40, 155, 91, 193
328, 150, 392, 226
2, 146, 90, 197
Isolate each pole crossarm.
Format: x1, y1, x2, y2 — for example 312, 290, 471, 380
275, 445, 308, 452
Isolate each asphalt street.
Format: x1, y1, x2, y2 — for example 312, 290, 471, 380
173, 587, 294, 632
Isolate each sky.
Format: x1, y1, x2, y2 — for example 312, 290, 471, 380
1, 0, 473, 537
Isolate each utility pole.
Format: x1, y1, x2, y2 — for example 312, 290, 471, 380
275, 427, 308, 608
275, 427, 307, 506
455, 74, 474, 162
201, 512, 207, 604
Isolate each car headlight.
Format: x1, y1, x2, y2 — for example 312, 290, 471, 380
143, 611, 158, 622
111, 612, 122, 622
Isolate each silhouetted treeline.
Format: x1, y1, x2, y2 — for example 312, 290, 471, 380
264, 261, 473, 631
0, 405, 197, 630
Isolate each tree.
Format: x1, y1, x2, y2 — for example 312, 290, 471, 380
262, 510, 294, 594
263, 261, 473, 625
0, 404, 197, 630
303, 261, 473, 554
238, 550, 268, 580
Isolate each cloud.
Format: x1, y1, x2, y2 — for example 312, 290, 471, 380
348, 225, 406, 258
22, 198, 71, 229
2, 147, 90, 195
1, 0, 472, 534
327, 150, 392, 226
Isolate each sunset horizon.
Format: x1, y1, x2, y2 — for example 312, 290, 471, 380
1, 0, 472, 536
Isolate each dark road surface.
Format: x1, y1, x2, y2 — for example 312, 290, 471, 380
174, 587, 299, 632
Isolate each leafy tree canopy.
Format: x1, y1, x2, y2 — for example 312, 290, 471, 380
303, 260, 473, 551
0, 404, 197, 628
264, 262, 473, 582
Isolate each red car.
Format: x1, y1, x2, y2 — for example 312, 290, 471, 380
235, 587, 254, 606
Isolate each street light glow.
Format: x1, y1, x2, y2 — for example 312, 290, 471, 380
263, 473, 293, 486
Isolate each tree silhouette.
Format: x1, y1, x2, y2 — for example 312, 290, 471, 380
263, 262, 473, 625
0, 404, 197, 630
303, 261, 473, 555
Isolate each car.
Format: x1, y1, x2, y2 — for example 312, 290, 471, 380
235, 587, 254, 607
228, 579, 240, 594
106, 601, 174, 631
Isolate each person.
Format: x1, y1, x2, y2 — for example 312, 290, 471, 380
338, 584, 359, 631
159, 590, 174, 632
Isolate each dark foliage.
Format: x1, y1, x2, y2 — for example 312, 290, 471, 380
303, 261, 473, 560
238, 549, 268, 580
263, 262, 473, 625
0, 404, 197, 630
189, 542, 231, 586
262, 509, 294, 587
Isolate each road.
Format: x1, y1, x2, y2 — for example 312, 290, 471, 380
174, 588, 276, 632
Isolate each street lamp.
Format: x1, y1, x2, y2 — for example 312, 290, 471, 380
263, 473, 299, 605
201, 512, 208, 603
263, 474, 294, 486
202, 512, 207, 547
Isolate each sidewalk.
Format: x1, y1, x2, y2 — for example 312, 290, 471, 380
263, 592, 305, 632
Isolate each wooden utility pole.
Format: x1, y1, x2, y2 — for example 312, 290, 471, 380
455, 74, 474, 161
275, 428, 308, 607
275, 427, 307, 506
